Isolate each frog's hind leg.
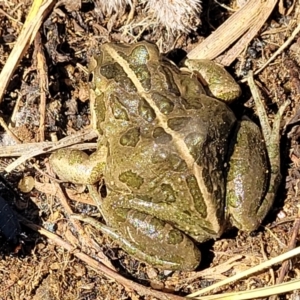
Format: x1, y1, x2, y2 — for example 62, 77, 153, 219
80, 187, 201, 270
226, 118, 269, 231
247, 72, 289, 225
226, 72, 289, 232
73, 191, 201, 271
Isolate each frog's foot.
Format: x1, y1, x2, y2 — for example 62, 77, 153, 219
247, 72, 289, 223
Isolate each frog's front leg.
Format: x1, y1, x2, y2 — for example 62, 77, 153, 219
49, 146, 107, 185
74, 191, 201, 271
50, 147, 106, 227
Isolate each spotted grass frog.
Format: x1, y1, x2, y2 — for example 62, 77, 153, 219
49, 42, 288, 270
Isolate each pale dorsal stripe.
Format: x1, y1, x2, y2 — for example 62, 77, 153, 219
104, 44, 220, 226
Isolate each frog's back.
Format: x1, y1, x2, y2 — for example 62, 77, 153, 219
91, 42, 237, 239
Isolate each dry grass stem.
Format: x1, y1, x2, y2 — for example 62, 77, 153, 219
219, 0, 278, 66
187, 0, 278, 64
0, 0, 55, 103
18, 215, 188, 300
0, 117, 22, 143
0, 128, 97, 172
253, 21, 300, 76
187, 247, 300, 298
33, 32, 48, 142
269, 208, 300, 300
48, 179, 116, 270
190, 279, 300, 299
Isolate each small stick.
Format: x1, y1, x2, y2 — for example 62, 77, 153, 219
187, 0, 278, 63
0, 0, 55, 104
33, 31, 48, 142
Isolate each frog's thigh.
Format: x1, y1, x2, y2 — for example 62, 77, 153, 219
103, 193, 201, 271
49, 147, 107, 185
226, 119, 268, 231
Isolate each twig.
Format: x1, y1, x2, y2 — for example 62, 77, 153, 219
187, 0, 278, 63
0, 0, 55, 104
49, 179, 115, 271
0, 117, 22, 144
1, 128, 97, 173
187, 247, 300, 298
0, 7, 23, 25
269, 208, 300, 300
254, 21, 300, 75
33, 31, 48, 142
19, 215, 187, 300
220, 0, 278, 66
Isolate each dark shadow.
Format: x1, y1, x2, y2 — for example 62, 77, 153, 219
0, 174, 39, 257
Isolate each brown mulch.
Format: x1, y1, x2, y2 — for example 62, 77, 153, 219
0, 0, 299, 299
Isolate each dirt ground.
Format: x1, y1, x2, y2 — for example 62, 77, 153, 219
0, 0, 299, 299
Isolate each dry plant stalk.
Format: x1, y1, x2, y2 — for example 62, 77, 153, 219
187, 0, 278, 65
33, 32, 48, 142
0, 128, 97, 173
0, 0, 54, 104
19, 214, 189, 300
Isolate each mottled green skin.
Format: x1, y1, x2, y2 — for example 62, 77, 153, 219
49, 42, 281, 271
184, 59, 242, 102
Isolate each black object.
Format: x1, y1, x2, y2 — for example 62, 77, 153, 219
0, 174, 22, 246
0, 195, 21, 244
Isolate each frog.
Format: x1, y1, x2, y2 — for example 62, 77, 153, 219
49, 41, 288, 271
